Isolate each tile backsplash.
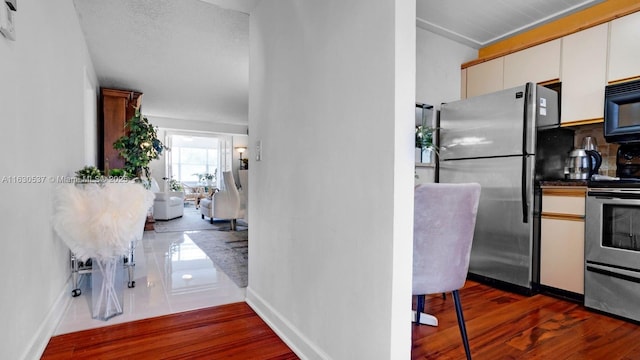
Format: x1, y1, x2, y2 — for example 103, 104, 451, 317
573, 123, 619, 177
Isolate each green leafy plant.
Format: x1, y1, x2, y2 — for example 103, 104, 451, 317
415, 125, 435, 150
113, 110, 167, 181
108, 168, 126, 177
169, 179, 183, 192
75, 165, 103, 181
193, 171, 216, 184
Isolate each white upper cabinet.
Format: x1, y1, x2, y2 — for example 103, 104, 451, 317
608, 11, 640, 82
503, 39, 561, 89
460, 68, 467, 99
561, 23, 608, 124
466, 57, 504, 98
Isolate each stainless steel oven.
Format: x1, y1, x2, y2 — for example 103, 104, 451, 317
585, 186, 640, 322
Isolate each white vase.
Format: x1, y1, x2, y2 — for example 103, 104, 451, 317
421, 147, 434, 163
415, 148, 422, 163
92, 256, 125, 321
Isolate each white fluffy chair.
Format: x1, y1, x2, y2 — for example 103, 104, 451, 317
151, 178, 184, 221
200, 171, 244, 230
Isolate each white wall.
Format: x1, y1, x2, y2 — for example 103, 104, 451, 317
415, 27, 477, 109
247, 1, 415, 359
0, 0, 98, 359
414, 28, 477, 184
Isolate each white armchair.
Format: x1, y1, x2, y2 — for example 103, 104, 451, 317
200, 171, 244, 230
238, 169, 248, 224
151, 178, 185, 221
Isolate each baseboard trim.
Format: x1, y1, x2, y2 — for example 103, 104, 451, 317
22, 278, 71, 360
245, 286, 330, 360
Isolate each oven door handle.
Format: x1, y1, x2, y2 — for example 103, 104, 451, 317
586, 263, 640, 284
588, 191, 640, 200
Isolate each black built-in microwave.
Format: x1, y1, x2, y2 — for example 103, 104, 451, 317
604, 79, 640, 144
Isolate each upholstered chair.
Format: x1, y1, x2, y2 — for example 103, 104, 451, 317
151, 178, 185, 221
238, 169, 248, 224
200, 171, 244, 230
413, 182, 481, 360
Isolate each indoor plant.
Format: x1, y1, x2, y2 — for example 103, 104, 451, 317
169, 178, 183, 192
75, 165, 104, 182
415, 125, 436, 163
194, 171, 216, 185
113, 110, 167, 184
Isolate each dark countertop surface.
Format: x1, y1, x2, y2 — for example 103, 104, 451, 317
539, 179, 588, 187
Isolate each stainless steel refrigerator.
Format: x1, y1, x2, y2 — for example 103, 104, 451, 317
438, 82, 571, 293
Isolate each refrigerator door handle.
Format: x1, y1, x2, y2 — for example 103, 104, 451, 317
521, 155, 528, 223
521, 83, 532, 224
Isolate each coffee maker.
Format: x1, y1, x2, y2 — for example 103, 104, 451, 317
616, 143, 640, 178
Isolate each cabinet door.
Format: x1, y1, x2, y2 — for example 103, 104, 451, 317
540, 217, 585, 294
460, 68, 467, 99
561, 24, 608, 124
102, 89, 131, 170
101, 89, 142, 170
466, 57, 504, 98
504, 39, 561, 89
608, 11, 640, 82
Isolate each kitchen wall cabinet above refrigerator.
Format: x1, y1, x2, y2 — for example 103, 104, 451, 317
466, 57, 503, 98
461, 10, 640, 127
503, 39, 561, 89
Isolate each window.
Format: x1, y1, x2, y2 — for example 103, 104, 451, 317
169, 135, 219, 186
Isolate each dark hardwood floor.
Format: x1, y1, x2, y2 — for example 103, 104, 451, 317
413, 280, 640, 359
42, 281, 640, 359
41, 302, 298, 360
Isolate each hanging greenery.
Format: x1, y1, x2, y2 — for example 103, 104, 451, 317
113, 110, 167, 182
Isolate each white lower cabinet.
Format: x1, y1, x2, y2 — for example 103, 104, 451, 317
540, 217, 585, 294
540, 187, 586, 295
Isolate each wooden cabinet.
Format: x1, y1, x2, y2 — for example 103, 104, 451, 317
466, 57, 503, 98
540, 187, 586, 296
462, 10, 640, 110
608, 11, 640, 83
503, 39, 561, 89
460, 68, 467, 99
100, 88, 142, 171
464, 39, 560, 99
561, 24, 608, 124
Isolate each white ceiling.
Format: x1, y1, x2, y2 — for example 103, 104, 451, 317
73, 0, 604, 128
416, 0, 604, 49
73, 0, 252, 125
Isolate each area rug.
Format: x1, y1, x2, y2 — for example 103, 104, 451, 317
187, 230, 248, 288
154, 206, 247, 233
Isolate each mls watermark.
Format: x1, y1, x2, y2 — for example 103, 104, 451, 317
0, 176, 130, 184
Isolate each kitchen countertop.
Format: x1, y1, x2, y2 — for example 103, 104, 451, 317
538, 180, 588, 187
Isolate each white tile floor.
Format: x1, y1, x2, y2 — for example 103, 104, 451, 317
54, 228, 246, 335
